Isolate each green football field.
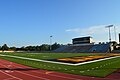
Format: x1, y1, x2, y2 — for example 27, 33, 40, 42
0, 52, 120, 77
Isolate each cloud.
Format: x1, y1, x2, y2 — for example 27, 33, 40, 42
66, 25, 109, 35
66, 24, 120, 43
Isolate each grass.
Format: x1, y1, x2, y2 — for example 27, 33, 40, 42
1, 53, 98, 60
0, 53, 120, 77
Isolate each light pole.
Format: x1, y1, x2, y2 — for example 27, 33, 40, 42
114, 26, 117, 41
50, 36, 52, 51
105, 25, 113, 42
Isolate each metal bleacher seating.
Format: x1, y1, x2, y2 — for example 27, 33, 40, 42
54, 43, 111, 53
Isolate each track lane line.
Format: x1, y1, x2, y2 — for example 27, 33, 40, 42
31, 70, 81, 80
0, 62, 78, 80
15, 71, 50, 80
1, 60, 81, 80
0, 70, 22, 80
0, 58, 114, 80
0, 58, 108, 80
0, 61, 50, 80
4, 78, 15, 80
0, 59, 81, 80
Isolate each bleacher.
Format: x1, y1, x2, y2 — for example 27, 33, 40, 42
54, 45, 93, 53
54, 36, 112, 53
89, 43, 110, 53
54, 43, 111, 53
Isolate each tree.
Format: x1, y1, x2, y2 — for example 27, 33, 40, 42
51, 42, 60, 50
1, 44, 9, 51
0, 46, 2, 50
10, 47, 16, 51
21, 46, 26, 51
40, 44, 49, 51
35, 46, 41, 51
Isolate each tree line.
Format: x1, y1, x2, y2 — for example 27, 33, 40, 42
0, 42, 61, 51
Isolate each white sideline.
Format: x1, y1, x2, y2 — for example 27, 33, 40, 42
0, 54, 120, 66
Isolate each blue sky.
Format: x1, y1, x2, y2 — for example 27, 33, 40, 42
0, 0, 120, 47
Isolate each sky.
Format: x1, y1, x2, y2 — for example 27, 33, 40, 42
0, 0, 120, 47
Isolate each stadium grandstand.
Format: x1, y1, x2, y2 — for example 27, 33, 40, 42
54, 36, 115, 53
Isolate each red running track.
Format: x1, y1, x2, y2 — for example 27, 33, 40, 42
0, 58, 118, 80
106, 69, 120, 79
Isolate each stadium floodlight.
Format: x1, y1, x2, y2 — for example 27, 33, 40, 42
105, 25, 113, 42
50, 35, 52, 51
114, 26, 117, 42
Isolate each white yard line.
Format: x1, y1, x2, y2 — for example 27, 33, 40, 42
0, 54, 120, 66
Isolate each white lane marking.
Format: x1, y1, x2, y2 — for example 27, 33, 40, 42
0, 54, 120, 66
16, 71, 50, 80
0, 63, 22, 80
0, 70, 22, 80
0, 63, 49, 80
96, 67, 98, 68
10, 64, 81, 80
80, 71, 84, 73
32, 70, 81, 80
1, 60, 81, 80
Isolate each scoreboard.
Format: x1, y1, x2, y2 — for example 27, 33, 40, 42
72, 36, 93, 44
